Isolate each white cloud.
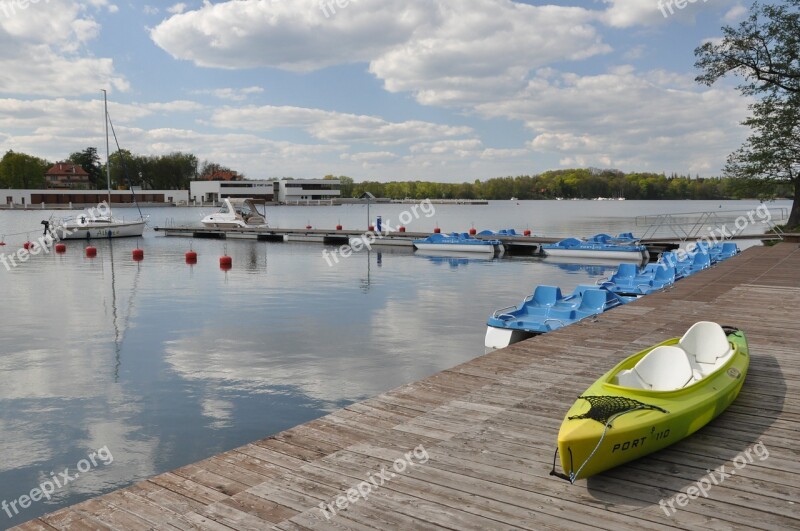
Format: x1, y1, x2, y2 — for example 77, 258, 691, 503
340, 151, 399, 163
410, 139, 483, 157
477, 66, 751, 173
150, 0, 431, 71
167, 2, 187, 14
212, 105, 473, 145
0, 1, 126, 96
191, 86, 264, 101
143, 5, 159, 15
602, 0, 739, 28
479, 148, 529, 160
370, 1, 609, 107
150, 0, 609, 107
723, 4, 748, 22
530, 133, 600, 152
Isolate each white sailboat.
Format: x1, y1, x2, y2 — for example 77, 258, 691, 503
55, 90, 147, 240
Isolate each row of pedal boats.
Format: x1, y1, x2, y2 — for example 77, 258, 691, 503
485, 241, 741, 349
412, 231, 650, 260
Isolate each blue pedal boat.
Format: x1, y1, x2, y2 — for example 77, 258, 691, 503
542, 237, 649, 262
599, 262, 677, 297
586, 232, 641, 245
413, 232, 501, 254
485, 285, 627, 349
477, 228, 518, 236
659, 250, 711, 278
695, 241, 740, 263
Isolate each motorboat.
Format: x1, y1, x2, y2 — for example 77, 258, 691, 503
412, 232, 501, 254
201, 198, 268, 228
552, 322, 748, 482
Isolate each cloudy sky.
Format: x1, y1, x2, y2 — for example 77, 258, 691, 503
0, 0, 763, 181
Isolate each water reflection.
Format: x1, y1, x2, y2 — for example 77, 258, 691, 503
538, 256, 623, 277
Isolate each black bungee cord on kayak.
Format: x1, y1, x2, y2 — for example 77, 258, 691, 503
550, 395, 669, 483
568, 395, 668, 424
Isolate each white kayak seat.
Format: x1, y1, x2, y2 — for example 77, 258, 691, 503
616, 368, 648, 389
617, 346, 694, 391
679, 321, 733, 376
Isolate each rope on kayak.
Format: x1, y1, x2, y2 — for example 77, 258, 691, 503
551, 395, 668, 484
568, 395, 667, 425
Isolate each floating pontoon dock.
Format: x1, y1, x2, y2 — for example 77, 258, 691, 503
153, 225, 698, 256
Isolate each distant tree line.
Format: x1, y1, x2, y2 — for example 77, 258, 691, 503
0, 148, 241, 190
2, 148, 791, 202
324, 169, 792, 201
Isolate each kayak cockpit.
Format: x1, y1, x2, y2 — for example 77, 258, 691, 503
612, 321, 737, 392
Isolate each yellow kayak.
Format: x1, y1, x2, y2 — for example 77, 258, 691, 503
552, 321, 749, 482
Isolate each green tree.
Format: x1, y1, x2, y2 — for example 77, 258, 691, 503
725, 95, 800, 224
0, 150, 50, 189
328, 175, 354, 197
105, 149, 134, 189
695, 0, 800, 226
69, 147, 103, 188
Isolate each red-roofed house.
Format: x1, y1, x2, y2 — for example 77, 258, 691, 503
45, 162, 91, 189
202, 170, 242, 182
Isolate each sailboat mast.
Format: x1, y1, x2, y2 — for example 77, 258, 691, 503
103, 89, 111, 207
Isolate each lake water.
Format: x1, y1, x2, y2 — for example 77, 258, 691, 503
0, 199, 788, 527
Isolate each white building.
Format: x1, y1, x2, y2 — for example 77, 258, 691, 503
189, 180, 276, 204
275, 179, 341, 204
189, 179, 340, 204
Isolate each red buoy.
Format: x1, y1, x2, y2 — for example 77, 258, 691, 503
399, 226, 406, 232
220, 255, 232, 269
469, 228, 477, 235
23, 241, 32, 250
336, 224, 343, 230
55, 243, 66, 253
185, 250, 197, 264
85, 246, 97, 257
523, 229, 532, 236
433, 227, 441, 234
132, 248, 144, 261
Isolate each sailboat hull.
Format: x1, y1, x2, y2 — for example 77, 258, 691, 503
59, 220, 146, 239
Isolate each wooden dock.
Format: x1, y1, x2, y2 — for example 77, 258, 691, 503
16, 244, 800, 530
